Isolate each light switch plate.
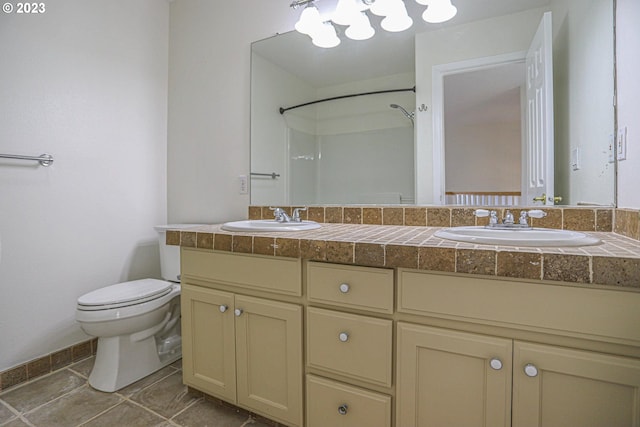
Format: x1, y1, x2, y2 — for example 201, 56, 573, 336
238, 175, 248, 194
617, 126, 627, 161
571, 147, 580, 171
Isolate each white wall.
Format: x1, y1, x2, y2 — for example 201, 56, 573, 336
0, 1, 169, 371
168, 0, 296, 223
415, 7, 546, 204
616, 0, 640, 209
552, 0, 615, 206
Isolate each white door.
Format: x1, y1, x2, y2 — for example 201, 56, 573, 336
523, 12, 555, 205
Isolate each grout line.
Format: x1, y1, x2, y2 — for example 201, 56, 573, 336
76, 400, 124, 427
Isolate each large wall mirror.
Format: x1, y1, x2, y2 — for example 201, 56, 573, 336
251, 0, 615, 207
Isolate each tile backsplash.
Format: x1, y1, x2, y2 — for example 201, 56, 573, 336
249, 206, 630, 234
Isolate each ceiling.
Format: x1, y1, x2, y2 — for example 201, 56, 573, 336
253, 0, 550, 87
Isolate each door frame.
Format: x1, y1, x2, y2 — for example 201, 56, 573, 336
431, 51, 527, 205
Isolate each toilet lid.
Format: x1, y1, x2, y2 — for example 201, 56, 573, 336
77, 278, 173, 307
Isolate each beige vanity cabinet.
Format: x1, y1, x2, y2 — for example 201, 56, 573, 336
180, 250, 304, 427
305, 262, 394, 427
512, 341, 640, 427
396, 322, 513, 427
396, 269, 640, 427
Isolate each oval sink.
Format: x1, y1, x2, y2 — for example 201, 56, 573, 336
221, 219, 321, 232
434, 226, 601, 247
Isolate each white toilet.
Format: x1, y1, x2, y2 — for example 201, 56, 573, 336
76, 224, 193, 392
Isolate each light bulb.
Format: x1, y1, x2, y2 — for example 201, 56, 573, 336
345, 12, 375, 40
381, 2, 413, 32
311, 22, 341, 48
422, 0, 457, 23
295, 4, 322, 35
332, 0, 359, 26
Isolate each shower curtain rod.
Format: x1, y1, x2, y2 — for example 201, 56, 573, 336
279, 86, 416, 114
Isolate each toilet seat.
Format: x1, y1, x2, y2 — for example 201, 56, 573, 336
77, 279, 173, 311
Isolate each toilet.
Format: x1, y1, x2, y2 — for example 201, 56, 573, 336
76, 224, 194, 392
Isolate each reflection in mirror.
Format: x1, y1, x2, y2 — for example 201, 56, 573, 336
251, 0, 615, 207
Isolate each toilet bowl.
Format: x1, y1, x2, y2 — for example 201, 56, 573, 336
75, 224, 197, 392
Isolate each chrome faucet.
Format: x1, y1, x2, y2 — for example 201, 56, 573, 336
474, 209, 546, 229
269, 207, 291, 223
269, 207, 308, 223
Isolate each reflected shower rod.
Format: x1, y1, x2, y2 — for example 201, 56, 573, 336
279, 86, 416, 114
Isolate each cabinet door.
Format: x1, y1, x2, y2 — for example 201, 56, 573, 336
234, 295, 303, 427
513, 341, 640, 427
396, 322, 512, 427
181, 284, 236, 402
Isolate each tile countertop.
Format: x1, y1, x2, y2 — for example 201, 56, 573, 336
168, 223, 640, 290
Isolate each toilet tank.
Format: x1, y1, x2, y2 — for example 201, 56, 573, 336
154, 224, 201, 282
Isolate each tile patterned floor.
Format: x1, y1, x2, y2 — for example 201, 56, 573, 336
0, 357, 271, 427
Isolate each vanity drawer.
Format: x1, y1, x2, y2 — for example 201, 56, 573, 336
181, 249, 302, 296
307, 307, 393, 387
307, 262, 394, 314
306, 374, 391, 427
397, 269, 640, 347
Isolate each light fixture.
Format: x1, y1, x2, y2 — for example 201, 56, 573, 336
345, 12, 375, 40
419, 0, 457, 23
312, 21, 341, 48
291, 0, 457, 48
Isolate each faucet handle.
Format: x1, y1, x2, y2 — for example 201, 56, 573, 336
527, 209, 547, 219
292, 207, 307, 222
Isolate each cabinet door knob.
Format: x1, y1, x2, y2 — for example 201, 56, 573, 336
524, 363, 538, 377
489, 358, 503, 370
338, 404, 348, 415
339, 283, 350, 293
338, 332, 349, 342
219, 305, 228, 313
234, 308, 243, 317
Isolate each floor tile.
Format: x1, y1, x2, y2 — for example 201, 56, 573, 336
80, 401, 169, 427
117, 366, 177, 398
129, 372, 199, 419
68, 356, 95, 378
24, 385, 121, 427
172, 399, 250, 427
0, 369, 85, 413
1, 418, 30, 427
0, 401, 16, 424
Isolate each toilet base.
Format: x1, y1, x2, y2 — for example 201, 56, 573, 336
89, 332, 182, 392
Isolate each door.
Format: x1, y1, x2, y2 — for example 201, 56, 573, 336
524, 11, 556, 205
513, 341, 640, 427
235, 295, 303, 427
396, 323, 512, 427
181, 284, 237, 402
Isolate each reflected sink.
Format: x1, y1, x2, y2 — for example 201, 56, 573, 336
221, 219, 321, 232
434, 226, 601, 247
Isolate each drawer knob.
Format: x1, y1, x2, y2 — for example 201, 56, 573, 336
489, 358, 503, 370
524, 363, 538, 377
338, 332, 349, 342
339, 283, 350, 293
234, 308, 243, 317
219, 305, 228, 313
338, 404, 348, 415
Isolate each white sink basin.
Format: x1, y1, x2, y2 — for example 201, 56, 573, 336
434, 226, 601, 247
221, 219, 321, 232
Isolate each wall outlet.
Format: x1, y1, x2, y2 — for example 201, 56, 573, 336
608, 134, 615, 163
238, 175, 248, 194
571, 147, 580, 171
617, 126, 627, 161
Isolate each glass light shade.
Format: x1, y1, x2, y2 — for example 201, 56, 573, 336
295, 5, 322, 35
369, 0, 394, 16
422, 0, 457, 23
332, 0, 359, 25
380, 2, 413, 32
311, 22, 341, 48
345, 12, 375, 40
